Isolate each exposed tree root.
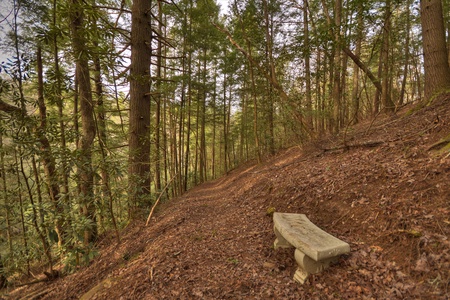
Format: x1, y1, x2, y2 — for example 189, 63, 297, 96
427, 133, 450, 151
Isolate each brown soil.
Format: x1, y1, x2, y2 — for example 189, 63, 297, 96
3, 95, 450, 299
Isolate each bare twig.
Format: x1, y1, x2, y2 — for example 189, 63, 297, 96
145, 173, 178, 226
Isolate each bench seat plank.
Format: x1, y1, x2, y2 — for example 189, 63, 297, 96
273, 212, 350, 261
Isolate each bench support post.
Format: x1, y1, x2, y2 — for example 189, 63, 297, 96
293, 249, 337, 284
273, 227, 292, 249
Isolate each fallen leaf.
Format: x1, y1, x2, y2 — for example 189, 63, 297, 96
414, 254, 430, 272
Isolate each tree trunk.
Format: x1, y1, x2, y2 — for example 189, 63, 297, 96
381, 0, 395, 112
212, 67, 217, 178
350, 2, 363, 124
246, 42, 261, 163
15, 149, 31, 276
303, 0, 313, 131
21, 154, 53, 272
92, 39, 120, 242
223, 63, 229, 172
155, 0, 163, 193
37, 46, 65, 247
399, 0, 412, 107
0, 134, 13, 254
129, 0, 153, 212
70, 0, 97, 243
332, 0, 342, 133
183, 0, 193, 191
53, 0, 70, 202
420, 0, 450, 99
200, 48, 208, 182
263, 0, 275, 155
373, 42, 384, 115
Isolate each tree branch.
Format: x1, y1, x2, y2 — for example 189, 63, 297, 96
213, 22, 311, 136
342, 47, 382, 93
319, 0, 382, 93
0, 99, 21, 114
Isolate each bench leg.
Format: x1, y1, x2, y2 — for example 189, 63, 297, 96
294, 249, 337, 284
293, 267, 310, 284
273, 226, 293, 250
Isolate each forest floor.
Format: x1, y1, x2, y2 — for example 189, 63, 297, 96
3, 94, 450, 299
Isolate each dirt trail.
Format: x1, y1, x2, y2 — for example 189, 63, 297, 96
5, 96, 450, 299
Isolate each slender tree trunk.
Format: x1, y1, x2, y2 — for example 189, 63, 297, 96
179, 11, 187, 193
340, 36, 349, 124
31, 157, 51, 257
200, 48, 208, 182
53, 0, 70, 201
0, 134, 13, 254
12, 0, 26, 113
20, 155, 53, 273
399, 0, 411, 107
15, 149, 30, 276
92, 40, 120, 242
155, 0, 163, 192
223, 65, 229, 173
129, 0, 153, 212
184, 59, 192, 190
212, 66, 217, 178
70, 0, 97, 243
240, 70, 247, 162
303, 0, 313, 131
317, 48, 325, 133
373, 44, 383, 115
74, 69, 80, 153
31, 157, 45, 227
350, 2, 363, 124
244, 39, 261, 163
194, 60, 200, 184
332, 0, 342, 133
381, 0, 394, 112
178, 69, 184, 194
184, 0, 193, 190
37, 46, 65, 247
227, 87, 232, 167
161, 9, 169, 199
263, 0, 275, 155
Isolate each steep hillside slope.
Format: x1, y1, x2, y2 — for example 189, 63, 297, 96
6, 95, 450, 299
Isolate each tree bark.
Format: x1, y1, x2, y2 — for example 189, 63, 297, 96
129, 0, 153, 212
37, 46, 65, 247
350, 1, 363, 124
263, 0, 275, 154
53, 0, 70, 201
303, 0, 313, 130
332, 0, 342, 133
154, 0, 163, 193
15, 149, 31, 275
381, 0, 395, 112
399, 0, 412, 107
420, 0, 450, 99
70, 0, 97, 243
0, 134, 13, 254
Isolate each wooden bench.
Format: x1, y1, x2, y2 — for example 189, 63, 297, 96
273, 212, 350, 284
